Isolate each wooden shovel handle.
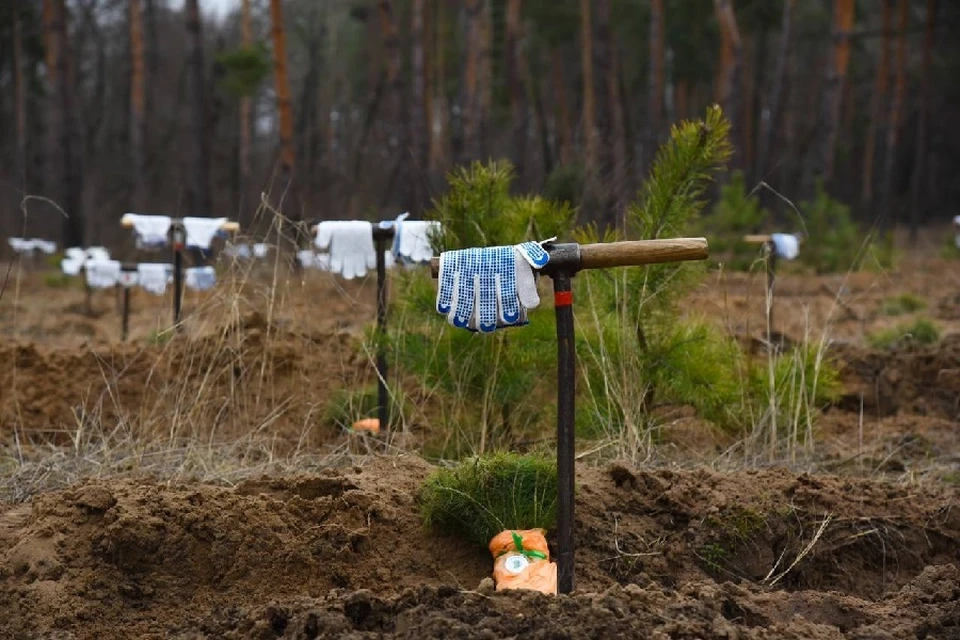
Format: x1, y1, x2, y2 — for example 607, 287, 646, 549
579, 238, 708, 269
428, 237, 708, 277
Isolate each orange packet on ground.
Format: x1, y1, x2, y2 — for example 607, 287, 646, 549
351, 418, 380, 434
488, 528, 558, 595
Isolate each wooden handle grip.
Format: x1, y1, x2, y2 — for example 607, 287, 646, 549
428, 237, 708, 277
579, 238, 708, 269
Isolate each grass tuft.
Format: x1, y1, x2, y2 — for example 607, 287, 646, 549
419, 452, 557, 548
868, 318, 940, 349
880, 294, 926, 317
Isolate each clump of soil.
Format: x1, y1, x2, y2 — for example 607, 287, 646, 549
1, 457, 957, 639
0, 312, 369, 450
832, 334, 960, 419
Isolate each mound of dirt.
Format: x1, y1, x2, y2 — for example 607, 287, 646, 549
1, 457, 957, 639
173, 565, 960, 639
0, 313, 370, 449
832, 333, 960, 419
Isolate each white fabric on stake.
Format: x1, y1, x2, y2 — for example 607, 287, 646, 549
770, 233, 800, 260
396, 220, 440, 264
137, 263, 172, 295
298, 250, 331, 271
85, 260, 121, 289
34, 240, 57, 254
61, 258, 84, 276
185, 266, 216, 291
253, 243, 271, 259
86, 247, 111, 262
315, 221, 376, 279
182, 217, 228, 249
124, 214, 172, 248
8, 238, 28, 252
65, 247, 87, 261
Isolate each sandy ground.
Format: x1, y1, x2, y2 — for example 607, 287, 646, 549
0, 241, 958, 639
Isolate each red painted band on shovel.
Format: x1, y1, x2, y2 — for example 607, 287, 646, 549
554, 291, 573, 307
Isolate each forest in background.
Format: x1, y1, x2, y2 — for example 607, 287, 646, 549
0, 0, 958, 250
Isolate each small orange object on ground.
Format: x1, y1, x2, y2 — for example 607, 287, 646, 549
351, 418, 380, 434
488, 528, 558, 594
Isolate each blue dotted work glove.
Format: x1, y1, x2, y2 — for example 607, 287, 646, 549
436, 241, 550, 333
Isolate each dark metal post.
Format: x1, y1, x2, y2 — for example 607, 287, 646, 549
552, 272, 576, 594
764, 240, 777, 345
372, 225, 395, 431
172, 223, 185, 328
122, 288, 131, 340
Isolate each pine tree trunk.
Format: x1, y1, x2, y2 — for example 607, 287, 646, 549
12, 0, 27, 184
675, 79, 689, 122
756, 0, 795, 182
129, 0, 146, 209
808, 0, 854, 191
42, 0, 59, 202
580, 0, 596, 174
505, 0, 529, 185
184, 0, 211, 214
909, 0, 937, 241
593, 0, 614, 224
551, 47, 573, 166
377, 0, 408, 207
647, 0, 665, 172
429, 0, 448, 171
269, 0, 295, 189
713, 0, 741, 162
144, 0, 159, 196
53, 0, 85, 248
239, 0, 252, 220
879, 0, 907, 232
861, 0, 891, 208
463, 0, 490, 160
411, 0, 429, 208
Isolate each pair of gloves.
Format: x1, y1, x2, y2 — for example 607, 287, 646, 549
436, 241, 550, 333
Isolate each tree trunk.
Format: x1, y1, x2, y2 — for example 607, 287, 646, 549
550, 47, 573, 166
269, 0, 295, 193
42, 0, 59, 202
756, 0, 795, 182
505, 0, 529, 184
463, 0, 486, 161
592, 0, 614, 225
429, 0, 448, 171
144, 0, 159, 196
184, 0, 211, 214
909, 0, 937, 241
713, 0, 741, 161
411, 0, 429, 209
580, 0, 596, 174
647, 0, 665, 172
675, 79, 689, 122
129, 0, 146, 209
53, 0, 85, 248
239, 0, 252, 221
861, 0, 891, 208
879, 0, 907, 232
808, 0, 854, 191
13, 0, 27, 185
744, 27, 767, 179
377, 0, 408, 207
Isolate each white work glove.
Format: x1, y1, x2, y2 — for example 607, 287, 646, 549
436, 241, 550, 333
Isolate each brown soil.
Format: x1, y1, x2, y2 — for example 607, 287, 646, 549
1, 458, 957, 639
1, 250, 959, 639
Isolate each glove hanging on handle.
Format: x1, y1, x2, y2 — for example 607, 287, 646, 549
436, 241, 550, 333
